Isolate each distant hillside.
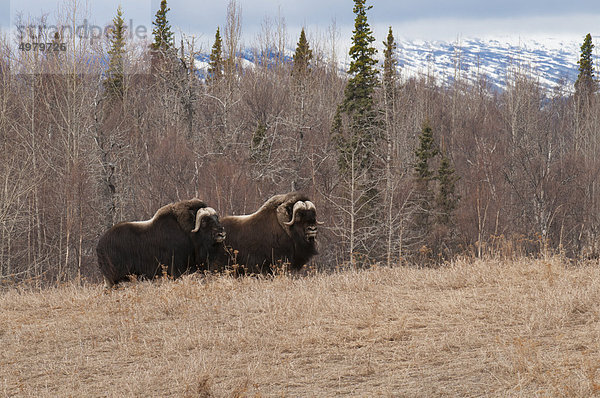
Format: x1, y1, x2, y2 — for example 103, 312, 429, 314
195, 36, 584, 93
396, 37, 581, 92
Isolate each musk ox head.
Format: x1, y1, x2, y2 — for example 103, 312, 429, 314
276, 197, 323, 245
192, 207, 226, 244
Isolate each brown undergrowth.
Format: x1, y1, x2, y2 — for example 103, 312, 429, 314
1, 257, 600, 397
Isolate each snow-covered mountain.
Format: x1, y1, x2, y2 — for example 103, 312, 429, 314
195, 36, 585, 93
395, 37, 581, 92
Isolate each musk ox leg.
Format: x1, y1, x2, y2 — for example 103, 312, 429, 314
103, 275, 115, 289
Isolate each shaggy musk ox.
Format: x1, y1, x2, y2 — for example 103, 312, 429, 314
96, 199, 225, 288
218, 192, 323, 273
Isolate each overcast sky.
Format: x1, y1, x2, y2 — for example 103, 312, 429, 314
4, 0, 600, 51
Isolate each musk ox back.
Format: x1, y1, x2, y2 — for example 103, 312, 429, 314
96, 199, 225, 288
218, 192, 323, 273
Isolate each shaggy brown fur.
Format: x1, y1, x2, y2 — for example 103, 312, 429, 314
96, 199, 225, 287
217, 192, 321, 274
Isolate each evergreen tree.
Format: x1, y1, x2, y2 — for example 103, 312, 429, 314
292, 28, 313, 79
152, 0, 174, 51
382, 26, 397, 102
412, 120, 438, 241
331, 107, 347, 173
208, 27, 224, 82
575, 33, 597, 97
330, 0, 380, 266
435, 150, 460, 226
414, 121, 438, 193
333, 0, 379, 174
411, 123, 461, 260
251, 121, 268, 163
104, 6, 126, 100
381, 26, 399, 267
290, 27, 313, 184
343, 0, 378, 116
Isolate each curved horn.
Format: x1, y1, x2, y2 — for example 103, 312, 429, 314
283, 201, 307, 226
191, 207, 217, 232
305, 201, 325, 225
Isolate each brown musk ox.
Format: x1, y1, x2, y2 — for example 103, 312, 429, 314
217, 192, 323, 274
96, 199, 225, 288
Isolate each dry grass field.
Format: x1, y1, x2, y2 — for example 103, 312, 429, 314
2, 257, 600, 397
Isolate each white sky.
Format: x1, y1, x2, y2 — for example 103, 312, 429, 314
3, 0, 600, 52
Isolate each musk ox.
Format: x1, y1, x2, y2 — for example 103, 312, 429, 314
218, 192, 323, 273
96, 199, 225, 288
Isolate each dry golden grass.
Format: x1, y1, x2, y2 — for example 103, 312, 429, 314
2, 257, 600, 397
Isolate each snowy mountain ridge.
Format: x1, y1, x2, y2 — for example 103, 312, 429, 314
195, 36, 586, 93
394, 36, 581, 93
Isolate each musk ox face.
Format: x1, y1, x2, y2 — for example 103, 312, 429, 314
192, 207, 226, 245
280, 200, 323, 244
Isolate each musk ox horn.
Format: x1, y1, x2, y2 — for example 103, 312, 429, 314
304, 201, 325, 225
284, 201, 308, 226
191, 207, 217, 232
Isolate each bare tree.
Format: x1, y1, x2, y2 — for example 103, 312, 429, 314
224, 0, 242, 77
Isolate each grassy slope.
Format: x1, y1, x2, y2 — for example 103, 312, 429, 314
1, 257, 600, 397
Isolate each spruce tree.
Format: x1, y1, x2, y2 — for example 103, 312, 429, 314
291, 27, 313, 181
333, 0, 379, 174
152, 0, 174, 51
330, 0, 380, 266
208, 27, 224, 82
411, 123, 461, 260
575, 33, 597, 96
412, 120, 438, 241
343, 0, 378, 116
381, 26, 399, 267
251, 121, 268, 163
104, 6, 126, 100
292, 28, 313, 79
382, 26, 397, 102
331, 107, 347, 172
436, 150, 460, 226
414, 121, 438, 192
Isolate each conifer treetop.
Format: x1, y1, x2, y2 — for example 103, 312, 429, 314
382, 26, 398, 98
575, 33, 597, 95
104, 5, 126, 100
292, 28, 313, 78
208, 27, 224, 81
107, 6, 126, 59
383, 27, 397, 78
348, 0, 378, 80
414, 120, 438, 181
152, 0, 174, 51
343, 0, 378, 116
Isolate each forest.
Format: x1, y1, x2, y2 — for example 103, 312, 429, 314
1, 0, 599, 285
